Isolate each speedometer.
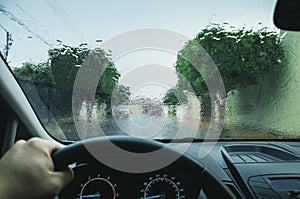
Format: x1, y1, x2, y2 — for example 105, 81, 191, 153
78, 175, 118, 199
140, 174, 185, 199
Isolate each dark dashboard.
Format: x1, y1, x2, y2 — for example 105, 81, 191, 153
187, 141, 300, 199
58, 140, 300, 199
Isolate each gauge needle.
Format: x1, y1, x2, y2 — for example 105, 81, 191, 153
145, 195, 161, 199
80, 193, 101, 198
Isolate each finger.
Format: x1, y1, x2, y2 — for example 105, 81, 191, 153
27, 137, 63, 153
15, 139, 26, 145
50, 167, 74, 194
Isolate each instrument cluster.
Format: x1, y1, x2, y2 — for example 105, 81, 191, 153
59, 162, 200, 199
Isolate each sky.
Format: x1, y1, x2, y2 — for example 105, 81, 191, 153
0, 0, 278, 98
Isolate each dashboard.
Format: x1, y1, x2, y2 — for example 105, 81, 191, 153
58, 140, 300, 199
186, 141, 300, 199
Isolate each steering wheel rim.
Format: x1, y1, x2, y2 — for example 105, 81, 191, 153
52, 136, 236, 199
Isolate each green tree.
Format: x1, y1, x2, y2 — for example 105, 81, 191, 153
49, 45, 120, 100
162, 87, 187, 105
49, 45, 121, 117
13, 45, 121, 118
13, 62, 52, 84
163, 24, 287, 123
174, 24, 287, 95
49, 45, 89, 90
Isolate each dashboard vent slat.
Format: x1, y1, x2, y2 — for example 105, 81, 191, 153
222, 145, 300, 164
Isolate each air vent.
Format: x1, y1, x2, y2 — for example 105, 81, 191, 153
222, 145, 300, 164
229, 152, 279, 163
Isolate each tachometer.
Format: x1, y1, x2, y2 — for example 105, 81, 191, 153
140, 174, 185, 199
78, 175, 118, 199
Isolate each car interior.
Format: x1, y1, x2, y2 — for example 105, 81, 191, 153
1, 0, 300, 198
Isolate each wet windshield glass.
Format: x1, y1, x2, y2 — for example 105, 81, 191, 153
1, 0, 299, 141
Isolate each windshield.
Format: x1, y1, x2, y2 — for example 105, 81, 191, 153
1, 0, 299, 141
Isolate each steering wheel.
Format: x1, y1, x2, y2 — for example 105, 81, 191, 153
52, 136, 236, 199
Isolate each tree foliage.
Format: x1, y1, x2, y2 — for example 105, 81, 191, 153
14, 45, 121, 98
13, 45, 123, 115
170, 24, 287, 99
13, 62, 52, 84
47, 45, 120, 103
162, 87, 187, 105
48, 45, 90, 90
